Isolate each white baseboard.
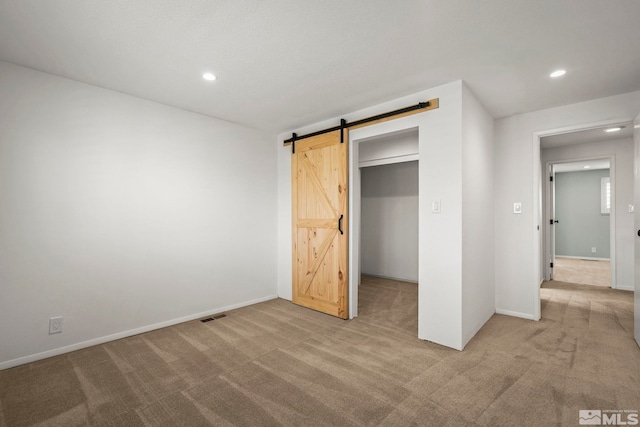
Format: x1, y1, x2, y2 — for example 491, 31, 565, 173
0, 294, 278, 371
615, 285, 634, 291
495, 308, 536, 320
360, 272, 418, 284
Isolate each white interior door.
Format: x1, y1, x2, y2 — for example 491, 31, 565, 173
634, 113, 640, 347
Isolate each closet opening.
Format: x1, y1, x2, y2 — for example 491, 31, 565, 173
360, 160, 418, 333
350, 126, 419, 335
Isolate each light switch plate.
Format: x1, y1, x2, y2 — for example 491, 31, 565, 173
629, 204, 635, 213
432, 200, 441, 214
513, 203, 522, 214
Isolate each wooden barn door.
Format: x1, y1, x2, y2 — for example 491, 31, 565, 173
292, 130, 348, 319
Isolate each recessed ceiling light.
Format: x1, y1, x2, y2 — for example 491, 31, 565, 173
604, 127, 623, 132
583, 166, 591, 169
549, 69, 566, 78
202, 72, 217, 81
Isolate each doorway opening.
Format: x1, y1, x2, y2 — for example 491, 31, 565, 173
349, 124, 419, 328
359, 160, 419, 334
536, 120, 635, 318
547, 159, 612, 287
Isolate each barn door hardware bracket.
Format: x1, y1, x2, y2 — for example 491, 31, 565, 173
282, 98, 438, 146
291, 133, 297, 154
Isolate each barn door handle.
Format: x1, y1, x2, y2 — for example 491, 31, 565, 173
338, 214, 344, 235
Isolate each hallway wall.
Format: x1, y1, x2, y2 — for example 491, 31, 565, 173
554, 169, 610, 258
495, 90, 640, 319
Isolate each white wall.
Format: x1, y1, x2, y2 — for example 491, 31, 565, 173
416, 83, 463, 349
359, 128, 419, 167
541, 138, 634, 290
554, 169, 611, 258
0, 61, 278, 368
361, 161, 418, 282
495, 91, 640, 320
278, 80, 494, 350
461, 84, 495, 347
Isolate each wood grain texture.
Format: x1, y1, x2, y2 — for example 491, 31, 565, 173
292, 129, 348, 319
349, 98, 439, 131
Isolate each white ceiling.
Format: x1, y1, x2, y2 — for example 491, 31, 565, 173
540, 124, 634, 149
1, 1, 639, 132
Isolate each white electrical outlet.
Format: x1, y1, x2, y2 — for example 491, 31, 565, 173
591, 247, 596, 253
513, 203, 522, 214
49, 316, 63, 334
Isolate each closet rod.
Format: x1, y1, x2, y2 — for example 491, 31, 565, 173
282, 98, 438, 146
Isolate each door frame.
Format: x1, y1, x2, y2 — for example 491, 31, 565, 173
633, 111, 640, 348
534, 118, 630, 319
543, 155, 616, 287
348, 118, 421, 321
548, 163, 556, 280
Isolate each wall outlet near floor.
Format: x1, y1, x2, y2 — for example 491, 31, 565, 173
591, 247, 596, 253
49, 316, 63, 334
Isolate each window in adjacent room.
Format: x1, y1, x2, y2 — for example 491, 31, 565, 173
601, 176, 611, 215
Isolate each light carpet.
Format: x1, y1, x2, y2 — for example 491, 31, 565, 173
0, 276, 638, 426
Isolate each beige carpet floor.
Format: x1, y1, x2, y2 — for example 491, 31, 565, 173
0, 276, 638, 426
553, 257, 611, 287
